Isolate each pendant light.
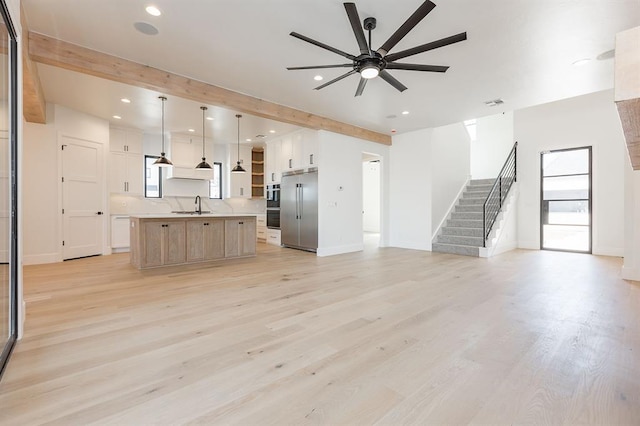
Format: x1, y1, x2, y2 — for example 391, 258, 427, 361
153, 96, 173, 167
195, 106, 212, 169
231, 114, 246, 173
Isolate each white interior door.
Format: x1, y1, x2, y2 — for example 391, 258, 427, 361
62, 136, 104, 260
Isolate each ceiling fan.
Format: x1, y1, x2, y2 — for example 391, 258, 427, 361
287, 0, 467, 96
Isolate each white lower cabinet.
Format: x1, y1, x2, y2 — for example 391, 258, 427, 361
266, 229, 281, 246
256, 214, 266, 242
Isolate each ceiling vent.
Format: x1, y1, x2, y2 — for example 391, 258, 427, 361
255, 134, 267, 139
484, 98, 505, 107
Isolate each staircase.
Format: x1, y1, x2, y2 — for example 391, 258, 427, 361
432, 179, 495, 257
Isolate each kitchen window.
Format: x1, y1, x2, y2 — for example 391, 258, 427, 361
144, 155, 162, 198
209, 162, 222, 199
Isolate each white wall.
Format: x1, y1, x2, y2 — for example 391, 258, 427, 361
388, 129, 432, 251
514, 90, 626, 256
471, 112, 515, 179
362, 159, 380, 233
23, 104, 110, 264
623, 167, 640, 280
431, 122, 470, 234
317, 131, 389, 256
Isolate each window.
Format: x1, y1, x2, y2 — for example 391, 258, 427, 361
145, 155, 162, 198
209, 162, 222, 199
464, 119, 477, 142
540, 146, 592, 253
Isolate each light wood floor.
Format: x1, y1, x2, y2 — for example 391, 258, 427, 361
1, 243, 639, 425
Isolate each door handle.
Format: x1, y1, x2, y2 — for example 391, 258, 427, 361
309, 154, 314, 165
96, 211, 104, 215
298, 184, 303, 219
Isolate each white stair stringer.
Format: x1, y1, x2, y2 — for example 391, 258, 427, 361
479, 182, 519, 258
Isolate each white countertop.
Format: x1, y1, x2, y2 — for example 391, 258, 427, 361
129, 213, 261, 219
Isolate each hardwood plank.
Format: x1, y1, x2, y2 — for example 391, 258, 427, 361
0, 245, 639, 424
27, 32, 391, 145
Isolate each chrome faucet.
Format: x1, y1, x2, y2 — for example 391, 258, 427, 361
195, 195, 202, 215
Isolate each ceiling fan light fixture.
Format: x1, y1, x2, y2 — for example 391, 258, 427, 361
360, 65, 380, 79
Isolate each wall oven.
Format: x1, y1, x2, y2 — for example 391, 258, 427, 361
266, 184, 280, 229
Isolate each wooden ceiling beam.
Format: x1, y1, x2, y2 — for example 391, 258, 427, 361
21, 9, 46, 124
27, 32, 391, 145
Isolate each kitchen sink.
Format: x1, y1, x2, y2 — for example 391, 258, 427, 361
171, 211, 212, 215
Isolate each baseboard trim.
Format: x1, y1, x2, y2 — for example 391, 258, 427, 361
388, 240, 431, 251
622, 265, 640, 282
23, 253, 60, 265
317, 243, 364, 257
593, 247, 624, 257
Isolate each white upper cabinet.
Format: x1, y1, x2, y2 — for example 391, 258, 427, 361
110, 127, 142, 154
300, 129, 318, 168
109, 127, 143, 194
280, 129, 319, 172
166, 134, 214, 180
265, 139, 281, 184
229, 144, 252, 198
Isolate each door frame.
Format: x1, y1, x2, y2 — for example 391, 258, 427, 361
58, 133, 107, 261
539, 145, 592, 254
0, 0, 19, 381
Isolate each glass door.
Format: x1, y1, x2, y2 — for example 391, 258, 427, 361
540, 147, 592, 253
0, 0, 18, 380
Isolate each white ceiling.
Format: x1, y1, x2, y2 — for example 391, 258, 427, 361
23, 0, 640, 140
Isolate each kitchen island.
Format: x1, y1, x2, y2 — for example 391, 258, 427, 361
129, 214, 257, 269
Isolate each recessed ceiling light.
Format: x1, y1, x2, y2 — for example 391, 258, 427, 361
145, 5, 161, 16
188, 129, 195, 132
401, 111, 409, 115
246, 138, 252, 142
206, 116, 214, 121
113, 115, 122, 120
314, 75, 323, 81
121, 98, 131, 103
572, 58, 591, 67
269, 130, 276, 134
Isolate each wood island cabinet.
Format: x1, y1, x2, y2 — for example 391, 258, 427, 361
186, 219, 225, 262
135, 220, 186, 268
224, 218, 257, 258
130, 215, 256, 269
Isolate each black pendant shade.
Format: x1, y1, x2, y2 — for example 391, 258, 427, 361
231, 114, 246, 173
195, 106, 212, 170
153, 96, 173, 167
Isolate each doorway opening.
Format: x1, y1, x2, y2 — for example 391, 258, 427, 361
540, 146, 592, 253
362, 153, 381, 249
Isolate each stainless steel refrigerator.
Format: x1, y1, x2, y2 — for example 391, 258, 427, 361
281, 169, 318, 252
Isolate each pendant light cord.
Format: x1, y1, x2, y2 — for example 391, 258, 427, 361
236, 114, 242, 160
160, 96, 167, 154
201, 106, 207, 158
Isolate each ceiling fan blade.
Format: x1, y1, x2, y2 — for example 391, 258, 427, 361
355, 77, 368, 96
290, 32, 356, 60
377, 0, 436, 56
379, 70, 408, 92
287, 64, 354, 70
385, 32, 467, 62
385, 63, 449, 72
314, 70, 358, 90
344, 3, 370, 55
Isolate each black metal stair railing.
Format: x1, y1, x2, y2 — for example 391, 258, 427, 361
482, 142, 518, 247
